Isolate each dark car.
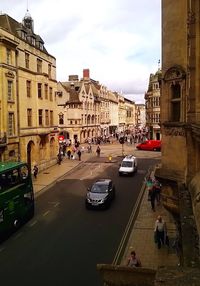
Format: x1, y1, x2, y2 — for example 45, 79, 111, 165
85, 179, 115, 209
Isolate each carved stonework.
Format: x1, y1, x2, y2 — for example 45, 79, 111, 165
5, 71, 15, 78
164, 126, 186, 137
164, 65, 186, 81
187, 11, 196, 25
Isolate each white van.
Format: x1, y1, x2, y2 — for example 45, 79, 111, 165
118, 155, 137, 176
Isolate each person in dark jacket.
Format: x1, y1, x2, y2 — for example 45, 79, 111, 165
77, 149, 81, 161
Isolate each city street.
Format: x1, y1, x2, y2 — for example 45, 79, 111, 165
0, 144, 160, 286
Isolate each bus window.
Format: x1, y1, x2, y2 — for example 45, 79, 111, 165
19, 165, 29, 180
7, 169, 20, 186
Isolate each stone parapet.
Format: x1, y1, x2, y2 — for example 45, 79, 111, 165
97, 264, 156, 286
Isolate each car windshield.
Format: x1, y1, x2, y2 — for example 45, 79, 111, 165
91, 183, 109, 193
121, 161, 132, 167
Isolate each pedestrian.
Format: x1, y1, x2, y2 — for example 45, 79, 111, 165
154, 215, 167, 249
77, 149, 81, 161
33, 165, 38, 179
57, 153, 62, 165
62, 144, 67, 157
67, 147, 71, 159
96, 145, 101, 157
149, 185, 157, 211
153, 179, 162, 205
126, 250, 142, 267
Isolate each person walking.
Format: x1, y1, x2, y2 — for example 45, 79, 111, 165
149, 185, 157, 211
96, 145, 101, 157
57, 153, 62, 165
67, 147, 72, 159
153, 179, 162, 205
77, 149, 82, 161
126, 250, 142, 267
154, 215, 167, 249
33, 165, 38, 179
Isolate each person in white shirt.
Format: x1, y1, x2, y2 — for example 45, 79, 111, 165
154, 215, 167, 249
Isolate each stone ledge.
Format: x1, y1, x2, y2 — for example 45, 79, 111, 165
97, 264, 156, 286
155, 266, 200, 286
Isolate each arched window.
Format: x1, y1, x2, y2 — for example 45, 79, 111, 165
59, 113, 64, 125
171, 82, 181, 122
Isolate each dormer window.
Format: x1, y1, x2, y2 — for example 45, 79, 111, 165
39, 42, 43, 50
31, 37, 35, 46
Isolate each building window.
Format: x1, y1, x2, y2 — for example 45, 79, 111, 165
7, 80, 13, 101
6, 49, 11, 65
49, 87, 53, 101
38, 83, 42, 98
171, 83, 181, 122
38, 109, 43, 126
70, 120, 73, 125
31, 37, 35, 46
25, 53, 30, 69
37, 58, 42, 73
27, 109, 32, 127
59, 113, 64, 125
48, 64, 51, 78
45, 110, 49, 126
50, 111, 53, 126
44, 84, 48, 99
26, 80, 31, 97
8, 113, 15, 136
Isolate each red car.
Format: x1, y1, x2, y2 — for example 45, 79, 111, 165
136, 140, 161, 151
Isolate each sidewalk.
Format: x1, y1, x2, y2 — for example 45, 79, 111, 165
32, 147, 93, 196
120, 173, 179, 270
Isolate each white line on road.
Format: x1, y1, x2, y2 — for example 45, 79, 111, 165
43, 210, 50, 216
0, 247, 5, 252
29, 220, 38, 227
54, 202, 60, 207
13, 232, 23, 240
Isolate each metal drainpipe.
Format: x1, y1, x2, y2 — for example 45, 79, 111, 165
15, 49, 21, 162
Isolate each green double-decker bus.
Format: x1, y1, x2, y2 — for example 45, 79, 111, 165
0, 161, 34, 240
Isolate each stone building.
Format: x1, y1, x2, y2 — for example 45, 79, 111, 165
156, 0, 200, 268
118, 95, 126, 134
57, 71, 101, 143
135, 104, 146, 128
108, 91, 119, 135
0, 12, 58, 171
145, 68, 161, 140
124, 97, 135, 132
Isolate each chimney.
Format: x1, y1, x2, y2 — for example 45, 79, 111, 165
83, 69, 90, 80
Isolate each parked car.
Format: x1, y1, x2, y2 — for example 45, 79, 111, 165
118, 155, 137, 176
85, 179, 115, 209
136, 140, 161, 151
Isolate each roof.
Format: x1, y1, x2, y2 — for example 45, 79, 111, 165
95, 179, 112, 185
0, 161, 26, 173
0, 14, 48, 54
123, 155, 136, 161
61, 82, 81, 103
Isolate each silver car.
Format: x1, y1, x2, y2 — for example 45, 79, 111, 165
85, 179, 115, 209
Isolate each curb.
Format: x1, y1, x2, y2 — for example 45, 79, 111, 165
112, 167, 153, 265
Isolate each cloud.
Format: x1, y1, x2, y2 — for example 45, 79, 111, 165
0, 0, 161, 103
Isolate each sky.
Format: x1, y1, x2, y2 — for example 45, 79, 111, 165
1, 0, 161, 103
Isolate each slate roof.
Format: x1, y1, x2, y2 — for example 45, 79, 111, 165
0, 13, 48, 54
61, 82, 81, 103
